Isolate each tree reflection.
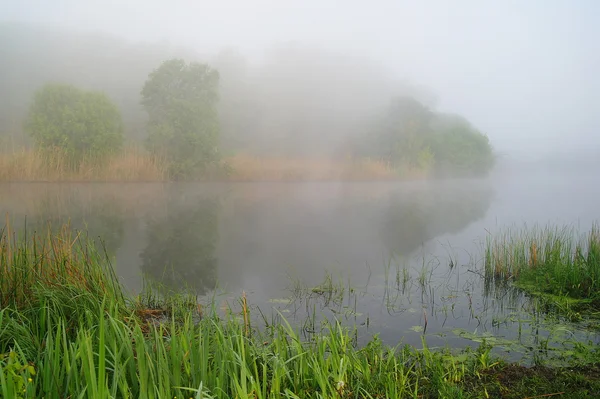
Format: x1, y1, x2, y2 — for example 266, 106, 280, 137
5, 191, 125, 258
140, 199, 219, 295
381, 184, 494, 256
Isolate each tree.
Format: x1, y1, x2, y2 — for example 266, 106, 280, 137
358, 97, 495, 177
429, 113, 495, 176
361, 96, 434, 166
141, 58, 220, 179
25, 84, 124, 160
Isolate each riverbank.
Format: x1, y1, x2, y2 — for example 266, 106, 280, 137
485, 223, 600, 318
0, 148, 426, 182
1, 221, 599, 398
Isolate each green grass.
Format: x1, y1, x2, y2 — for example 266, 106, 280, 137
484, 223, 600, 311
0, 221, 599, 398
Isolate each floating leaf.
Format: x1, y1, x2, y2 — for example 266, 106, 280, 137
268, 298, 292, 304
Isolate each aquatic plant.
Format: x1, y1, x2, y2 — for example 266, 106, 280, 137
1, 220, 599, 398
484, 223, 600, 309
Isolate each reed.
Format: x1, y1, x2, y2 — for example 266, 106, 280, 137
224, 154, 416, 181
1, 221, 598, 398
484, 223, 600, 304
0, 148, 429, 182
0, 146, 167, 182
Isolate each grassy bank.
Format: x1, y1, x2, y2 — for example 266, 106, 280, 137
485, 223, 600, 314
0, 148, 425, 182
1, 222, 599, 398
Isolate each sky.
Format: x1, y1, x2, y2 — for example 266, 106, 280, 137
3, 0, 599, 158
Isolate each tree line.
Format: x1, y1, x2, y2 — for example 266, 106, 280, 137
1, 23, 495, 178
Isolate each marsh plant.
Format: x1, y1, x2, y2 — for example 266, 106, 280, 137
484, 223, 600, 309
1, 221, 599, 398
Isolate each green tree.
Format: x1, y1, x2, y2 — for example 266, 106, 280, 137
429, 113, 495, 176
363, 96, 434, 167
141, 58, 220, 179
24, 84, 124, 161
359, 97, 495, 177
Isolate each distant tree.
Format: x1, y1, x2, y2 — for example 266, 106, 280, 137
362, 96, 434, 167
141, 58, 220, 179
359, 97, 495, 176
24, 84, 124, 161
429, 115, 495, 176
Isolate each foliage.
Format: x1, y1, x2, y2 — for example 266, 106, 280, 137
1, 221, 599, 398
24, 84, 124, 163
359, 97, 495, 177
485, 223, 600, 311
141, 58, 220, 179
0, 351, 36, 399
429, 113, 495, 176
362, 96, 434, 166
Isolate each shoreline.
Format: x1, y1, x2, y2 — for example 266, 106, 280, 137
1, 222, 599, 397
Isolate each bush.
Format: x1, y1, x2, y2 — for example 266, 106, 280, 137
24, 84, 124, 162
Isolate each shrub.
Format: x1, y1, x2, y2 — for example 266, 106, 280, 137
24, 84, 124, 163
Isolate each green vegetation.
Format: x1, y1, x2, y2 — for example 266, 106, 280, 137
429, 113, 495, 176
359, 97, 495, 177
1, 25, 496, 181
1, 221, 599, 398
24, 84, 124, 164
141, 59, 221, 179
485, 223, 600, 313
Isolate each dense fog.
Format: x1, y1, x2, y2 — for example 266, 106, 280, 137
2, 1, 598, 168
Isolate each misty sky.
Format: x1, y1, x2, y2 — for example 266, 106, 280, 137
3, 0, 599, 158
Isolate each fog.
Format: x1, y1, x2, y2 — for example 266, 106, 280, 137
2, 1, 600, 362
3, 0, 599, 162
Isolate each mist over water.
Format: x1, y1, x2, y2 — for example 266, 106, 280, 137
2, 169, 600, 358
2, 1, 600, 159
2, 0, 600, 364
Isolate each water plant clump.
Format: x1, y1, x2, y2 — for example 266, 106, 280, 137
484, 223, 600, 311
1, 221, 599, 398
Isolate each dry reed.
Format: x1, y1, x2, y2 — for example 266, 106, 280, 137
0, 148, 431, 182
0, 147, 167, 182
223, 154, 417, 181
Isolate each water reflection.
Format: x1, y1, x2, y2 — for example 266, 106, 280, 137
140, 198, 219, 295
2, 185, 126, 257
381, 183, 493, 256
1, 182, 495, 295
9, 180, 595, 360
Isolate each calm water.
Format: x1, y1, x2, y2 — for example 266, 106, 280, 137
2, 169, 599, 361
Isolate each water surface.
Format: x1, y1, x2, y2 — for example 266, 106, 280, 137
2, 171, 599, 361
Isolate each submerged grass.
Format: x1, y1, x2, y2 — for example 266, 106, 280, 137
0, 220, 599, 398
485, 223, 600, 313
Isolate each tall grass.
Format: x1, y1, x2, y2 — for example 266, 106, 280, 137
224, 154, 409, 181
0, 217, 125, 311
484, 223, 600, 304
0, 220, 525, 398
1, 303, 507, 399
2, 221, 599, 397
0, 147, 431, 182
0, 146, 167, 182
